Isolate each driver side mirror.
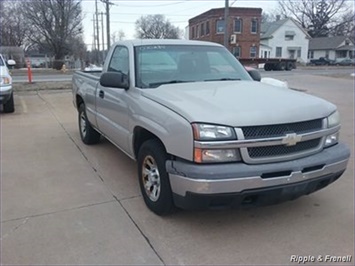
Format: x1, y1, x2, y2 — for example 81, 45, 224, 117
100, 72, 129, 89
247, 68, 261, 81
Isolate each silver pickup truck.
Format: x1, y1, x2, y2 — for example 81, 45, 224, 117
72, 39, 350, 215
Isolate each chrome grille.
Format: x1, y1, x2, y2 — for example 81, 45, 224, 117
247, 138, 321, 158
242, 119, 323, 139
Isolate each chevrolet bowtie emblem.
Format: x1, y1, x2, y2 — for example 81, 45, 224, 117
282, 133, 302, 146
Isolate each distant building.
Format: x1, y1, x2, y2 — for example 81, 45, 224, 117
188, 7, 262, 58
308, 36, 354, 61
260, 18, 311, 64
26, 54, 49, 68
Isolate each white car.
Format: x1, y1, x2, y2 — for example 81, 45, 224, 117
0, 54, 15, 113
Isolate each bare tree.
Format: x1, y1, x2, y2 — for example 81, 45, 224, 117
135, 14, 181, 39
261, 12, 285, 23
21, 0, 84, 68
330, 10, 355, 38
111, 30, 126, 44
277, 0, 353, 37
0, 1, 31, 48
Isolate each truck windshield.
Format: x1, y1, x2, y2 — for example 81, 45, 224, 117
0, 57, 4, 66
134, 45, 251, 88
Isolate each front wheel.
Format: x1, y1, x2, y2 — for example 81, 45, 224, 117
3, 92, 15, 113
78, 104, 101, 144
137, 139, 175, 215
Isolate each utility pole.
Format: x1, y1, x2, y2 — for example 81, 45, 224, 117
101, 0, 113, 50
224, 0, 229, 49
92, 14, 96, 54
101, 12, 105, 58
95, 0, 100, 60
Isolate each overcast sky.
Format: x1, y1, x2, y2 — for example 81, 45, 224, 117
82, 0, 278, 50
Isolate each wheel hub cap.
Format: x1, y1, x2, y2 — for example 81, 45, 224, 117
142, 156, 161, 202
80, 113, 87, 137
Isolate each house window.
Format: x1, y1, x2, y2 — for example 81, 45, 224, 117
196, 24, 200, 38
191, 26, 195, 39
308, 50, 314, 59
325, 50, 329, 58
206, 21, 210, 35
201, 23, 205, 36
251, 19, 258, 33
250, 46, 257, 58
232, 46, 241, 58
297, 49, 301, 58
234, 18, 242, 33
276, 47, 282, 57
264, 51, 268, 58
285, 31, 295, 41
216, 19, 224, 33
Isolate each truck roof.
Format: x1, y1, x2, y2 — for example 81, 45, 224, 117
111, 39, 223, 47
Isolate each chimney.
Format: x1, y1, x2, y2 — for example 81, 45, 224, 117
276, 15, 281, 21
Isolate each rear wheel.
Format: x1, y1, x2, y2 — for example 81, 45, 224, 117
264, 63, 272, 71
138, 139, 175, 215
78, 104, 101, 144
3, 92, 14, 113
286, 61, 294, 71
279, 62, 286, 71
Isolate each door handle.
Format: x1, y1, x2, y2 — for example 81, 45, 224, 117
99, 90, 105, 98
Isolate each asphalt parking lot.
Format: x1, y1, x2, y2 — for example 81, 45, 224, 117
1, 71, 354, 265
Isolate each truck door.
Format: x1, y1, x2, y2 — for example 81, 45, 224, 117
95, 46, 131, 154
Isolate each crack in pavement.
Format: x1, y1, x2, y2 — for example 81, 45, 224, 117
1, 218, 29, 240
1, 200, 116, 224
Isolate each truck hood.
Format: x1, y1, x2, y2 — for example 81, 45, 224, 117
141, 81, 336, 126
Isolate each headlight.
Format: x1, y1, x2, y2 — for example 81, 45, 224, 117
192, 123, 240, 163
325, 111, 340, 147
192, 123, 236, 140
327, 111, 340, 128
194, 148, 241, 163
0, 76, 11, 85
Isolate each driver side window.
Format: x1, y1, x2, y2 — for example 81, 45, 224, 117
108, 46, 129, 74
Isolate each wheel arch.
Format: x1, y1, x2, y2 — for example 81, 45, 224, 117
76, 94, 84, 110
133, 126, 167, 160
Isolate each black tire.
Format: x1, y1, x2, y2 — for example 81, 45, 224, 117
264, 63, 271, 71
270, 63, 278, 71
137, 139, 175, 215
280, 62, 286, 71
286, 61, 293, 71
3, 92, 15, 113
78, 104, 101, 144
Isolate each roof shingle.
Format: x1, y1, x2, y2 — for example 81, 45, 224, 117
309, 36, 348, 50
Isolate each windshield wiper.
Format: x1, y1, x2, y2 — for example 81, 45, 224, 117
149, 80, 189, 88
204, 78, 241, 82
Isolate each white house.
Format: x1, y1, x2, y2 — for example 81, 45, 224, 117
260, 18, 311, 64
308, 36, 354, 61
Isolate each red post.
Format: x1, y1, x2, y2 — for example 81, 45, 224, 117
26, 58, 32, 83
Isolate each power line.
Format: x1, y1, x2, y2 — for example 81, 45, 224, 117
112, 1, 189, 7
110, 20, 188, 24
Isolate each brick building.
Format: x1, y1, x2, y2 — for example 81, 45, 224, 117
188, 7, 262, 58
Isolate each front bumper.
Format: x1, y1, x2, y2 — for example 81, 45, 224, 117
166, 143, 350, 209
0, 85, 13, 104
